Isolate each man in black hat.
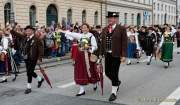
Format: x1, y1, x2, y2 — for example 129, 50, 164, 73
10, 25, 44, 94
144, 27, 156, 65
101, 12, 127, 101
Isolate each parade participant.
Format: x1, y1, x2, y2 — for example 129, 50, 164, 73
0, 27, 13, 83
60, 23, 99, 96
176, 27, 180, 54
157, 26, 174, 68
154, 25, 162, 59
71, 26, 79, 64
127, 27, 140, 65
138, 26, 148, 54
101, 12, 127, 101
10, 25, 44, 94
90, 25, 102, 60
154, 25, 162, 45
144, 27, 156, 65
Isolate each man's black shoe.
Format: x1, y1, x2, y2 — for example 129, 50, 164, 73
37, 78, 44, 88
147, 62, 151, 65
24, 89, 31, 94
76, 91, 85, 96
108, 93, 117, 102
0, 79, 7, 83
93, 85, 97, 91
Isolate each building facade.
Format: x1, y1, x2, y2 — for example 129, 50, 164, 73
153, 0, 176, 25
0, 0, 178, 28
0, 0, 106, 28
106, 0, 153, 27
177, 0, 180, 26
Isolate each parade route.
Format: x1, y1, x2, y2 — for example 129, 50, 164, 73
0, 51, 180, 105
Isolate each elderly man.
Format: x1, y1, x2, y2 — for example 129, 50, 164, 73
101, 12, 127, 101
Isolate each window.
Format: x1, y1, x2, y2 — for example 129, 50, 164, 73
131, 14, 134, 25
46, 4, 58, 26
158, 14, 160, 24
4, 3, 11, 26
157, 3, 160, 11
154, 13, 155, 23
124, 13, 127, 25
153, 2, 156, 10
149, 15, 151, 24
174, 7, 176, 13
67, 9, 72, 25
29, 5, 36, 27
161, 14, 163, 25
161, 4, 163, 11
94, 11, 98, 26
82, 10, 86, 23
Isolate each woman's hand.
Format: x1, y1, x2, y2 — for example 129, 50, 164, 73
120, 57, 126, 63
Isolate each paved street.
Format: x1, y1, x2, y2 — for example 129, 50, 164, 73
0, 50, 180, 105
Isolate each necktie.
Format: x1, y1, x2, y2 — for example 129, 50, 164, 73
108, 25, 112, 33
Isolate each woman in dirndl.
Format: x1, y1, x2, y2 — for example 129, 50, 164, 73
60, 23, 100, 96
127, 27, 140, 65
71, 26, 80, 64
158, 26, 174, 68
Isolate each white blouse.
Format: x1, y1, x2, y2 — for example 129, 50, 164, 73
127, 32, 140, 50
65, 31, 97, 53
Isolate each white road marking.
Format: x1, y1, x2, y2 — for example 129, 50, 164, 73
159, 87, 180, 105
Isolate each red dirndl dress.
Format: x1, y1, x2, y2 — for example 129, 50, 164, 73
71, 41, 78, 60
74, 49, 100, 85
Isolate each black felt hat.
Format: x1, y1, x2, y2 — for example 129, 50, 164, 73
24, 25, 35, 31
107, 12, 119, 18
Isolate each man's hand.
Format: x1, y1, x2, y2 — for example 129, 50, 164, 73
120, 57, 126, 63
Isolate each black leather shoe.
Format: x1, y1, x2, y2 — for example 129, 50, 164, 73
76, 91, 85, 96
93, 85, 97, 91
37, 78, 44, 88
126, 62, 131, 65
108, 93, 117, 102
164, 66, 168, 69
117, 81, 121, 92
0, 79, 7, 83
24, 89, 31, 94
147, 62, 151, 65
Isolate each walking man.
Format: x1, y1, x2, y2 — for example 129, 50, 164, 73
101, 12, 127, 101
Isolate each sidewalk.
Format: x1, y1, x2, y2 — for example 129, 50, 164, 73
18, 53, 71, 73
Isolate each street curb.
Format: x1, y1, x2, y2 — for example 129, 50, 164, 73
18, 58, 72, 74
19, 55, 71, 69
